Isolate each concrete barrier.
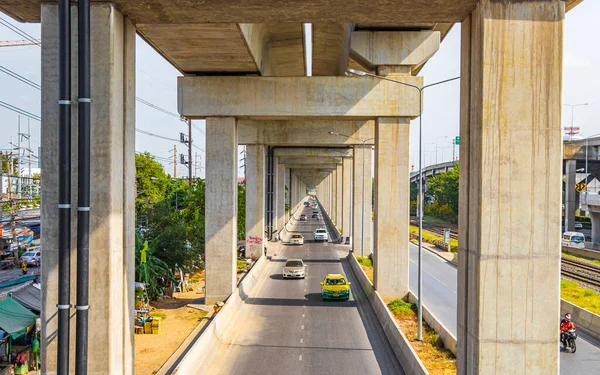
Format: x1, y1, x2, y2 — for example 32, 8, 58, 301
560, 299, 600, 342
171, 255, 269, 374
315, 196, 342, 244
406, 292, 457, 355
347, 253, 429, 375
562, 246, 600, 261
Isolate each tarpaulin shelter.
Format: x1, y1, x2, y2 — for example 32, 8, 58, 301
0, 296, 37, 339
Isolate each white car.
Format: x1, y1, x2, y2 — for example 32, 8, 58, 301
574, 222, 583, 229
314, 228, 328, 242
20, 250, 41, 267
289, 234, 304, 245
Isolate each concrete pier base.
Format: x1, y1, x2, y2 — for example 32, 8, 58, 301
352, 145, 372, 255
245, 145, 265, 257
457, 1, 563, 373
373, 118, 410, 299
40, 4, 136, 373
205, 117, 238, 305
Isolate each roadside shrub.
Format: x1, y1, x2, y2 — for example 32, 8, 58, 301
356, 256, 372, 268
388, 299, 416, 316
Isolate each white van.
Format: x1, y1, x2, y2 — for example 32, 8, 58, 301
561, 232, 586, 249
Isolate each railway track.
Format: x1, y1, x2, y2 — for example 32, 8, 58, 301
411, 219, 459, 240
561, 258, 600, 289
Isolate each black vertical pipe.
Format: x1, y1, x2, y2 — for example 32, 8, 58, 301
57, 0, 72, 373
269, 147, 275, 239
75, 0, 91, 373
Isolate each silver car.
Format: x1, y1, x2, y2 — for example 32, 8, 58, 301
283, 259, 306, 279
20, 250, 41, 267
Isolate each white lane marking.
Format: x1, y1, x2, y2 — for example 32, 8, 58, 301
304, 289, 307, 292
301, 325, 304, 330
300, 338, 304, 344
302, 313, 305, 318
299, 355, 303, 361
410, 259, 449, 287
303, 305, 306, 308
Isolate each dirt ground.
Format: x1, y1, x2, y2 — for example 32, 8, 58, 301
134, 277, 207, 375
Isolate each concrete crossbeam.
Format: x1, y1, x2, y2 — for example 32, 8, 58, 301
289, 164, 337, 170
274, 148, 353, 158
40, 4, 135, 374
205, 117, 238, 305
458, 1, 564, 373
312, 23, 353, 76
351, 31, 440, 68
178, 76, 421, 119
238, 120, 375, 146
278, 157, 342, 165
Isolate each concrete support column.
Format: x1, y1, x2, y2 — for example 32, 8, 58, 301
352, 145, 373, 255
565, 159, 577, 231
276, 160, 286, 232
40, 4, 136, 374
458, 1, 563, 373
373, 118, 410, 299
342, 157, 353, 237
205, 117, 238, 305
591, 211, 600, 244
245, 145, 265, 257
336, 164, 343, 228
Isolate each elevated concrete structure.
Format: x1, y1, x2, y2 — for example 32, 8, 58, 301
581, 194, 600, 245
0, 0, 582, 372
245, 145, 266, 258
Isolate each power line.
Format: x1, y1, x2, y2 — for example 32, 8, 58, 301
135, 128, 180, 142
191, 122, 205, 135
0, 65, 40, 89
0, 101, 40, 121
0, 17, 40, 47
135, 97, 183, 120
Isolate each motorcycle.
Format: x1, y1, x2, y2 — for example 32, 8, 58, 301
562, 328, 577, 353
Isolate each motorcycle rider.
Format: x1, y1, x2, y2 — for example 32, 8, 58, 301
560, 313, 576, 346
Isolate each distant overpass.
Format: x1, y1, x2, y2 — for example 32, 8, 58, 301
409, 161, 456, 183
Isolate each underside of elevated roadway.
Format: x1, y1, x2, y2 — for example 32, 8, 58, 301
196, 203, 403, 374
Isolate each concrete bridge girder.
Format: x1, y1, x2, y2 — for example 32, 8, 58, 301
279, 157, 342, 166
274, 148, 353, 158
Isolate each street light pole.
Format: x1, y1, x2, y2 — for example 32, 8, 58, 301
585, 133, 600, 195
329, 131, 373, 257
346, 68, 459, 341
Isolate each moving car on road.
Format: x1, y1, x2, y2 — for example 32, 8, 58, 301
320, 274, 351, 300
289, 234, 304, 245
574, 222, 583, 229
299, 214, 307, 221
283, 259, 306, 279
314, 228, 328, 242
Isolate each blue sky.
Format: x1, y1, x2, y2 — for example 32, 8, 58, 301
0, 2, 598, 178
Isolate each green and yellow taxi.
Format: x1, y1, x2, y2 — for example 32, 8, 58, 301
320, 274, 351, 300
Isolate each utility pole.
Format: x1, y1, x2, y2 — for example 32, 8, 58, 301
173, 145, 177, 178
27, 120, 32, 201
6, 150, 18, 265
188, 119, 193, 187
16, 119, 21, 199
194, 152, 198, 179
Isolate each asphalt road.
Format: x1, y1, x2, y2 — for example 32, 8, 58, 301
408, 243, 600, 373
200, 204, 403, 375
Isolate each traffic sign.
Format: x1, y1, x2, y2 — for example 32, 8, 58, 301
454, 136, 460, 145
574, 183, 586, 191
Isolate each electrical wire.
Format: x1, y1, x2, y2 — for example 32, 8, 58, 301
0, 100, 40, 121
0, 65, 40, 89
0, 17, 41, 47
135, 128, 180, 142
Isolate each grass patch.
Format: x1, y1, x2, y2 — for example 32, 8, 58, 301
387, 299, 456, 374
410, 225, 458, 253
237, 259, 247, 274
388, 299, 416, 317
562, 251, 600, 268
356, 256, 372, 268
561, 279, 600, 315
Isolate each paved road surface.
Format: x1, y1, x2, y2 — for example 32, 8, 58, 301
200, 205, 403, 374
408, 243, 600, 373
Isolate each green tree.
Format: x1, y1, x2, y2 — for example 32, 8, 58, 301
237, 181, 246, 241
135, 152, 170, 207
426, 164, 459, 218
